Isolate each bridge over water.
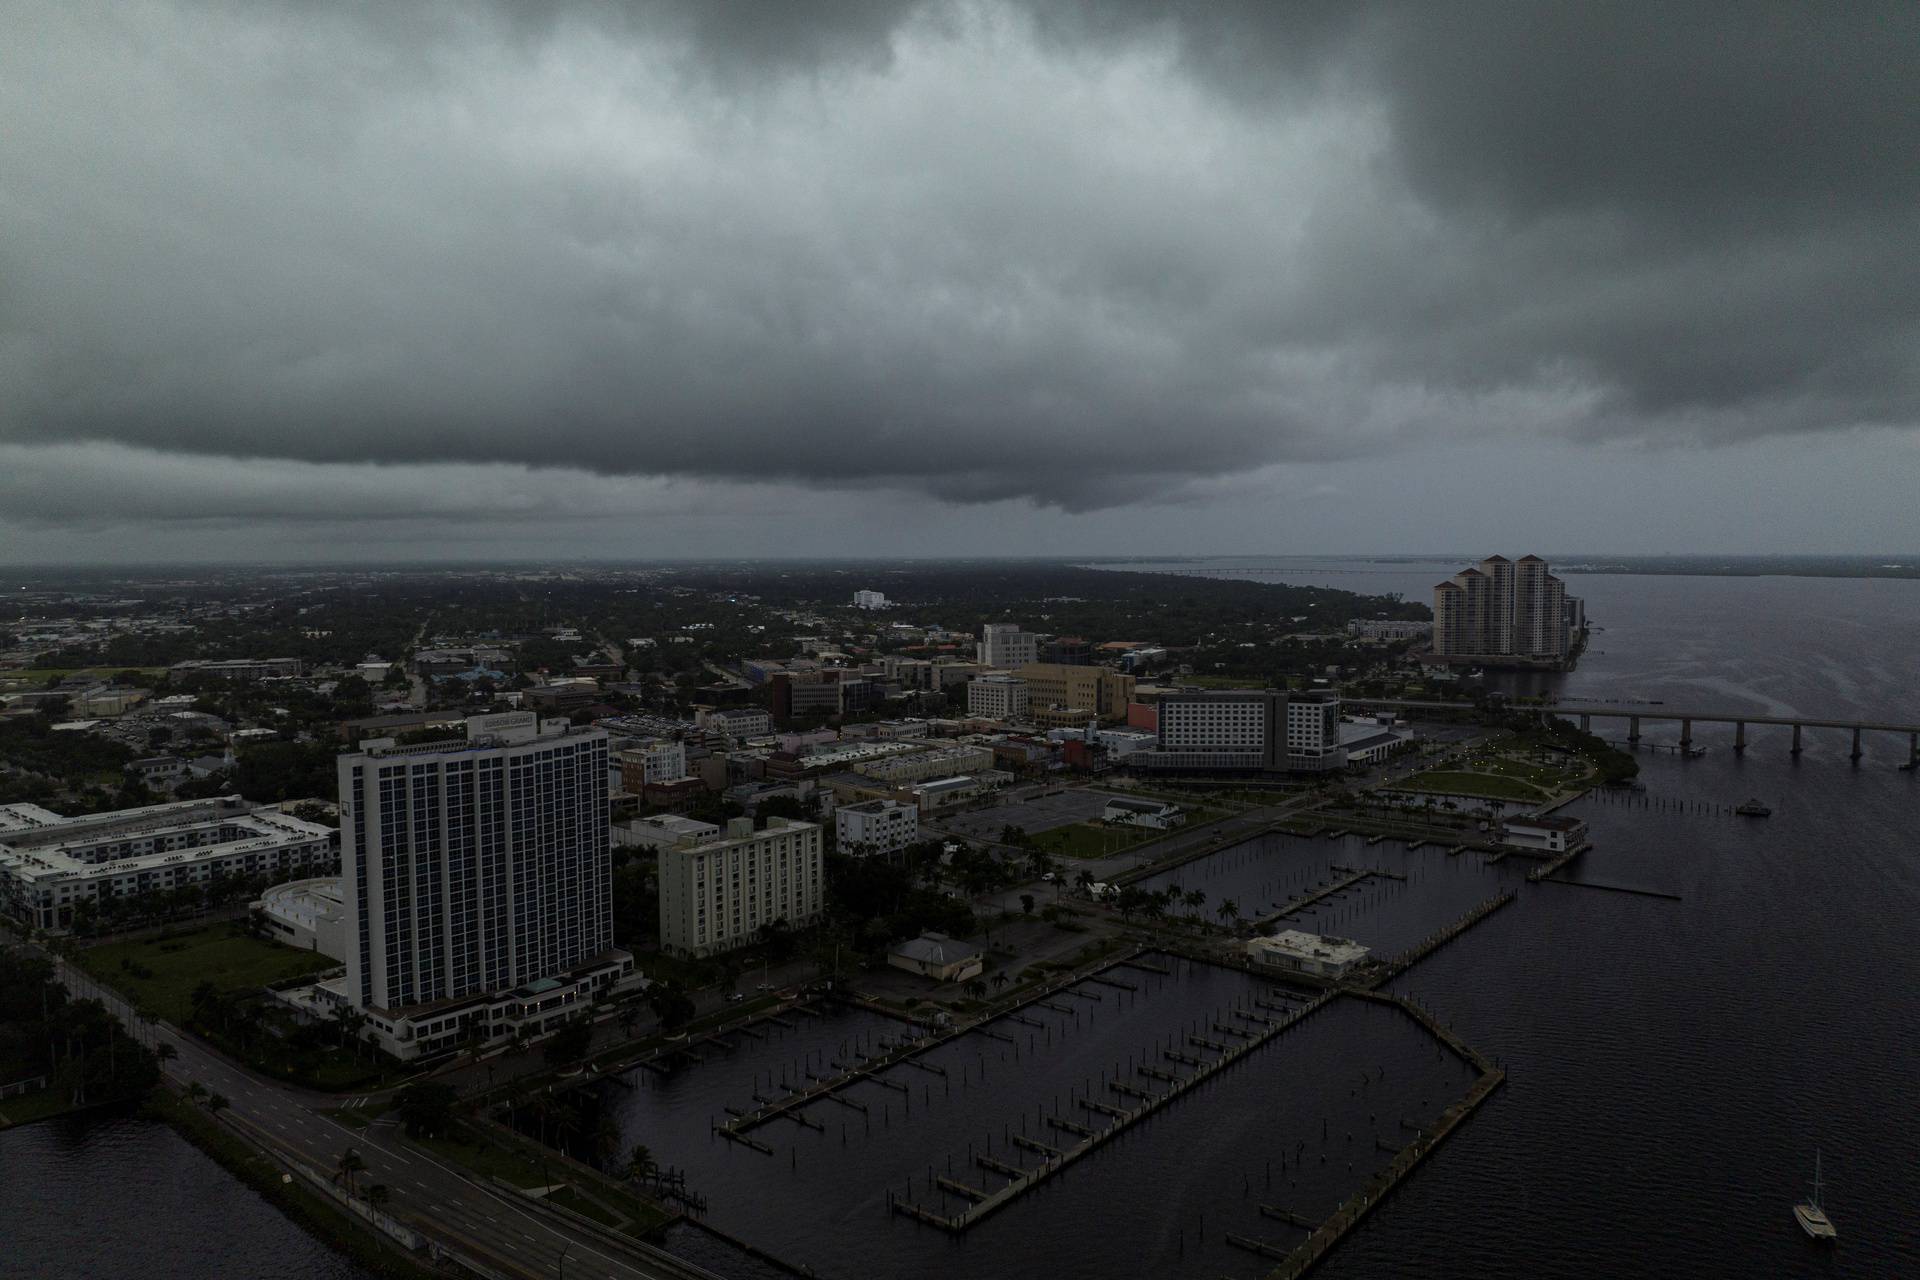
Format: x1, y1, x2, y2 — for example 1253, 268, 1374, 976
1344, 698, 1920, 767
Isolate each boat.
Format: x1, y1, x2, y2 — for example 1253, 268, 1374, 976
1735, 798, 1772, 817
1794, 1150, 1837, 1241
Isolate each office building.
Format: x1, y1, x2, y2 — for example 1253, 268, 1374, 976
835, 797, 919, 857
705, 707, 772, 740
1139, 689, 1345, 774
980, 623, 1039, 669
319, 712, 636, 1060
966, 675, 1030, 721
1431, 554, 1572, 664
1039, 635, 1091, 665
0, 797, 336, 933
616, 738, 688, 790
658, 816, 824, 958
852, 589, 890, 610
853, 743, 995, 784
1014, 663, 1136, 722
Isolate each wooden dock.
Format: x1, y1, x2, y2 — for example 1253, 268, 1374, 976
889, 992, 1336, 1233
1384, 891, 1516, 978
1256, 867, 1376, 927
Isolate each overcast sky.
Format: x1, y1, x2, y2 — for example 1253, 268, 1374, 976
4, 2, 1917, 563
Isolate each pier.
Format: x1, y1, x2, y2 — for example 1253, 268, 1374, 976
1256, 865, 1398, 929
890, 991, 1337, 1233
1382, 892, 1517, 979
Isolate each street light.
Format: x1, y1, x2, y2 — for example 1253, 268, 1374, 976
556, 1242, 572, 1280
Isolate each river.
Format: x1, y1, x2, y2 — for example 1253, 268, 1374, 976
0, 1108, 376, 1279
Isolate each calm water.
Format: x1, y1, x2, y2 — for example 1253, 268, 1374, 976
0, 1111, 377, 1279
609, 963, 1477, 1279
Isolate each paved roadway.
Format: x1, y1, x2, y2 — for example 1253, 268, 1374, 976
46, 950, 719, 1280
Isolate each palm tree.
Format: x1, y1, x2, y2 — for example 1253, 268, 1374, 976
626, 1144, 657, 1183
206, 1092, 230, 1115
591, 1114, 623, 1168
187, 1080, 208, 1105
1184, 888, 1206, 919
156, 1042, 179, 1066
1217, 899, 1240, 928
963, 978, 988, 1002
991, 971, 1010, 993
334, 1147, 367, 1198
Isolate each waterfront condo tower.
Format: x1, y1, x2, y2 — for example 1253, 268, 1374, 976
1431, 554, 1574, 663
337, 712, 614, 1016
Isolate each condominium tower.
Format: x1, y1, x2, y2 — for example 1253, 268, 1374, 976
328, 711, 634, 1057
1432, 554, 1572, 661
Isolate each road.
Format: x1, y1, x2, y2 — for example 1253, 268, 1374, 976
45, 951, 719, 1280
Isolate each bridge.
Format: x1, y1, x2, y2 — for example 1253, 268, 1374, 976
1344, 698, 1920, 767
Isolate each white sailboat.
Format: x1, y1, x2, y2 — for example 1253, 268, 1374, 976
1793, 1149, 1837, 1241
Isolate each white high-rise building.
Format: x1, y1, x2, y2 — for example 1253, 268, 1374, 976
980, 623, 1039, 669
326, 711, 635, 1059
853, 589, 890, 610
658, 816, 825, 958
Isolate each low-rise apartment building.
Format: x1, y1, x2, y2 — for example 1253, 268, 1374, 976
0, 797, 337, 933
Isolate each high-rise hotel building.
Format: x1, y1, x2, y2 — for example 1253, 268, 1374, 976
1432, 555, 1575, 661
1139, 689, 1345, 774
323, 711, 636, 1060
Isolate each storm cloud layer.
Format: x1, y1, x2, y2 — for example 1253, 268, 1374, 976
2, 1, 1917, 540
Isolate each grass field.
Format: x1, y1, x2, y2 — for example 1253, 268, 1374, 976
1397, 770, 1547, 802
1031, 822, 1150, 859
0, 1086, 79, 1128
78, 923, 337, 1023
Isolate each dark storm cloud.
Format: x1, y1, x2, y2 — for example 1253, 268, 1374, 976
1, 1, 1916, 523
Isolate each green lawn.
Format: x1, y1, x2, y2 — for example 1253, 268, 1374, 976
0, 1086, 79, 1128
418, 1127, 673, 1237
0, 667, 167, 686
1032, 823, 1150, 859
1397, 770, 1549, 802
78, 923, 337, 1023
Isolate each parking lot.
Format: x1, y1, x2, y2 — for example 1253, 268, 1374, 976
937, 787, 1119, 841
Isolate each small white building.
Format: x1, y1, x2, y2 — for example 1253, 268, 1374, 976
887, 933, 984, 983
835, 797, 919, 857
1247, 930, 1370, 979
1102, 797, 1186, 829
1500, 815, 1587, 854
909, 775, 989, 812
255, 876, 348, 960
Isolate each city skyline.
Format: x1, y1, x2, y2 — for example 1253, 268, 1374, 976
3, 3, 1918, 563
